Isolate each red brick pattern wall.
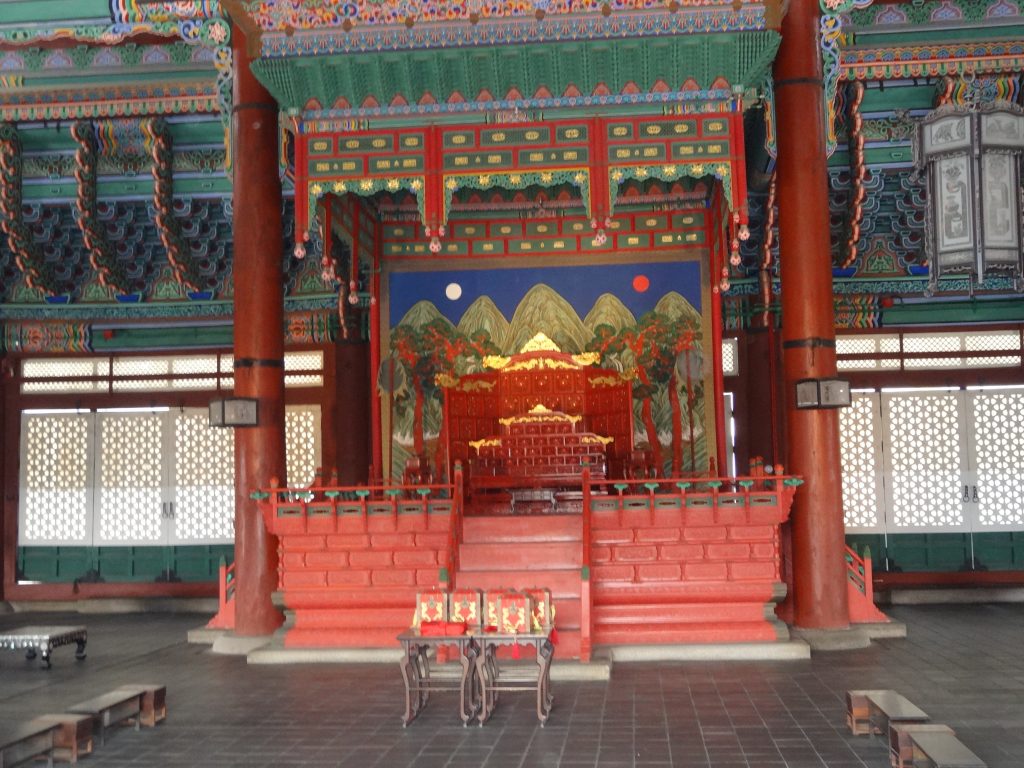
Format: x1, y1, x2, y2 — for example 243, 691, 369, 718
589, 493, 791, 645
266, 504, 453, 647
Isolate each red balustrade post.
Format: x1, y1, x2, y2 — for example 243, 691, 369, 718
580, 464, 593, 662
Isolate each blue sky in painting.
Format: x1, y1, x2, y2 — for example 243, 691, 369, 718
389, 261, 702, 326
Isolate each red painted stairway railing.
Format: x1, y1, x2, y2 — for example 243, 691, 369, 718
846, 545, 890, 624
205, 557, 236, 630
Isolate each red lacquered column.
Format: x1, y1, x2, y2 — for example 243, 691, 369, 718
773, 0, 850, 628
231, 27, 285, 636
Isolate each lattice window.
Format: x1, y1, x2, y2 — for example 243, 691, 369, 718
836, 334, 901, 370
21, 358, 109, 394
96, 414, 164, 542
174, 410, 235, 542
970, 392, 1024, 528
171, 356, 219, 375
840, 394, 882, 529
285, 405, 321, 487
721, 338, 738, 376
284, 351, 325, 388
169, 356, 220, 390
965, 332, 1021, 352
284, 374, 324, 387
884, 393, 965, 530
836, 337, 878, 355
903, 334, 961, 354
285, 351, 324, 371
19, 414, 91, 544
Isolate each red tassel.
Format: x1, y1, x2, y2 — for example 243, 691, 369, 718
512, 641, 521, 660
549, 627, 559, 645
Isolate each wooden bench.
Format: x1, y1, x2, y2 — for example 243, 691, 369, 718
31, 715, 92, 764
0, 719, 57, 768
67, 690, 143, 746
890, 723, 956, 768
847, 689, 929, 736
909, 730, 987, 768
114, 684, 166, 726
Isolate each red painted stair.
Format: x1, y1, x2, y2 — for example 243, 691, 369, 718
456, 513, 583, 659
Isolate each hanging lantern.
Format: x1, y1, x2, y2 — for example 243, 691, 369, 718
914, 101, 1024, 292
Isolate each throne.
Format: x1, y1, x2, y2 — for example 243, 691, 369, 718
443, 333, 634, 504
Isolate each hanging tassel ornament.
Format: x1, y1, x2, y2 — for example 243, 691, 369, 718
348, 280, 359, 305
293, 230, 310, 259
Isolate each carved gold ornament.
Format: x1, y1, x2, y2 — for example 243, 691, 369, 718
482, 355, 511, 370
519, 332, 561, 353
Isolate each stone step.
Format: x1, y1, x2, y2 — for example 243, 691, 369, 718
458, 542, 582, 571
594, 621, 785, 645
455, 569, 582, 598
462, 514, 581, 543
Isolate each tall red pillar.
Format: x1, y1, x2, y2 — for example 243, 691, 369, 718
773, 0, 850, 629
231, 27, 285, 636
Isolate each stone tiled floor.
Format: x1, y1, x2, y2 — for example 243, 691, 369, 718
1, 604, 1023, 767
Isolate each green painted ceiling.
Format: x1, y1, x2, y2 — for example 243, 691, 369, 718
253, 33, 780, 115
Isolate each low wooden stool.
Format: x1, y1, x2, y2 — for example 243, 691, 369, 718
909, 730, 987, 768
33, 714, 93, 764
890, 723, 955, 768
0, 719, 57, 768
67, 690, 142, 746
115, 684, 166, 726
847, 689, 929, 736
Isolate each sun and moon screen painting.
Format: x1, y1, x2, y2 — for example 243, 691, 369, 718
383, 260, 710, 482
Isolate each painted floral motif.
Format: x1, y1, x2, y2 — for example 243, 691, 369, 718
242, 0, 756, 31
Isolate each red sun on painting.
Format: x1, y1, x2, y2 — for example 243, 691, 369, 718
632, 274, 650, 293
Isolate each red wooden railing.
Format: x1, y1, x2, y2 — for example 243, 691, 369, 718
205, 556, 236, 630
580, 463, 593, 662
846, 544, 890, 623
442, 462, 465, 589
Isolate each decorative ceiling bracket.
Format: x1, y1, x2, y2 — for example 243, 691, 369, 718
820, 0, 875, 157
70, 121, 135, 296
143, 118, 205, 292
0, 123, 60, 297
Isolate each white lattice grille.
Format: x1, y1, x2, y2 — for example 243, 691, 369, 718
836, 334, 901, 370
174, 411, 235, 542
285, 351, 324, 371
171, 356, 219, 375
286, 405, 321, 487
836, 337, 878, 355
885, 393, 965, 530
903, 334, 961, 354
721, 338, 738, 376
840, 394, 882, 529
965, 332, 1021, 351
20, 414, 91, 544
284, 374, 324, 387
970, 392, 1024, 528
21, 358, 109, 394
96, 414, 164, 542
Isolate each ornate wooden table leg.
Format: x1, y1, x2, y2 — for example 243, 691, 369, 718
539, 638, 555, 717
475, 644, 496, 726
459, 641, 480, 725
399, 642, 422, 726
